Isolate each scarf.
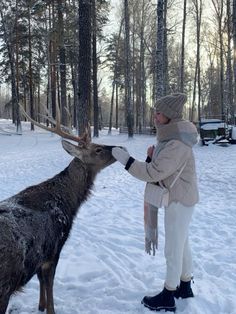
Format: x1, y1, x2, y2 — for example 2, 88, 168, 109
156, 118, 198, 147
144, 202, 158, 255
144, 119, 198, 256
144, 141, 166, 255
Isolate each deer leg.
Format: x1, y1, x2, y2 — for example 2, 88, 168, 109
41, 262, 57, 314
37, 268, 47, 312
0, 295, 10, 314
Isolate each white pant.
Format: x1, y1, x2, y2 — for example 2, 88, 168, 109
164, 202, 194, 290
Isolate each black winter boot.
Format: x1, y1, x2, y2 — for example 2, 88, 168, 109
174, 280, 194, 299
141, 287, 176, 312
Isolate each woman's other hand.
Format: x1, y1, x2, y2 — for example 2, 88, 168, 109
147, 145, 155, 159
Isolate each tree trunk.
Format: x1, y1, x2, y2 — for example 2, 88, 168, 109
180, 0, 187, 93
140, 0, 146, 130
211, 0, 224, 119
28, 4, 34, 131
191, 62, 197, 122
196, 0, 202, 125
49, 2, 57, 120
233, 0, 236, 123
70, 57, 78, 129
191, 0, 202, 125
57, 0, 68, 126
92, 0, 99, 137
15, 0, 20, 122
124, 0, 133, 137
219, 7, 224, 119
156, 0, 164, 99
0, 9, 21, 133
108, 82, 115, 134
132, 5, 136, 130
70, 0, 79, 129
108, 19, 123, 134
78, 0, 92, 135
15, 0, 21, 133
226, 0, 233, 123
163, 0, 168, 95
115, 83, 119, 129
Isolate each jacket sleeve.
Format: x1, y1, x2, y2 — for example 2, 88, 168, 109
127, 140, 191, 182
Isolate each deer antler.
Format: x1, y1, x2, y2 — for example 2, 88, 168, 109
20, 104, 89, 144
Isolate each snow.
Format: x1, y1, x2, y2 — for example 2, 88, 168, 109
200, 123, 225, 131
1, 119, 236, 314
200, 119, 225, 131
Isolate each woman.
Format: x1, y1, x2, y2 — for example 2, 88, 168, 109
112, 93, 199, 312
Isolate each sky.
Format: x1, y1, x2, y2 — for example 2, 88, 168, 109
0, 120, 236, 314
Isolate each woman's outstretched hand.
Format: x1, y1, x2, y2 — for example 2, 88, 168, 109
112, 147, 130, 165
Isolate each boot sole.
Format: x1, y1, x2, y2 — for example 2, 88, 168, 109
174, 294, 194, 299
141, 301, 176, 312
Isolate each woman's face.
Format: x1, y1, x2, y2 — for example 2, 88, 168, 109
154, 112, 170, 125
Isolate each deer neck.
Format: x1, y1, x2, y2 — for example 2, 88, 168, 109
67, 158, 97, 207
44, 158, 97, 218
12, 159, 97, 218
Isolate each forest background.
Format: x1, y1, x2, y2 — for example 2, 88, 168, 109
0, 0, 235, 137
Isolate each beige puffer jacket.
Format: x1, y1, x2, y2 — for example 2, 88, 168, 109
128, 119, 199, 206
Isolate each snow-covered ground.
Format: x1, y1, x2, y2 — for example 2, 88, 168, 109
0, 119, 236, 314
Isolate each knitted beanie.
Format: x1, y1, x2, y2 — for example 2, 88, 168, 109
155, 93, 187, 119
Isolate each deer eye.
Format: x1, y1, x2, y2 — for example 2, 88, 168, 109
95, 148, 102, 154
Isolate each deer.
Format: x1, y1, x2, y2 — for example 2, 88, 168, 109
0, 108, 118, 314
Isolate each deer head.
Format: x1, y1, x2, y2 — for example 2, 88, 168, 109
62, 138, 116, 173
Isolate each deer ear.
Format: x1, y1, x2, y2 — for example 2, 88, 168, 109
62, 140, 84, 161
